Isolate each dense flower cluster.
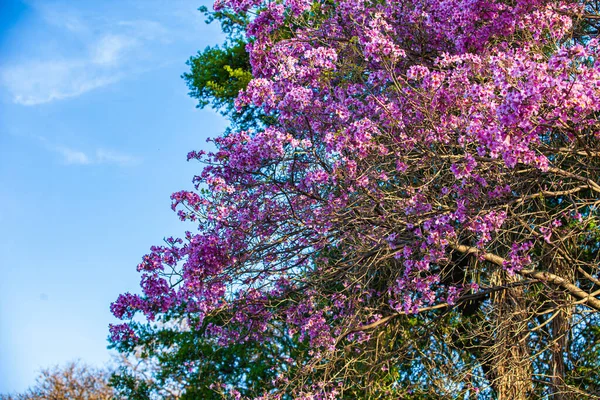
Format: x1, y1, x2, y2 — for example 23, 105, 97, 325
112, 0, 600, 397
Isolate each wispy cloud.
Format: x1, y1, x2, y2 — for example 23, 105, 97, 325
54, 146, 92, 165
0, 30, 141, 106
117, 20, 170, 42
54, 145, 141, 166
1, 1, 171, 106
95, 149, 141, 166
1, 59, 122, 106
91, 35, 138, 66
36, 137, 140, 166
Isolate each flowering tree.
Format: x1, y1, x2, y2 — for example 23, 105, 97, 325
112, 0, 600, 398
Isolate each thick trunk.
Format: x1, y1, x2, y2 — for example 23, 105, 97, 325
550, 309, 569, 399
487, 271, 532, 400
549, 258, 574, 400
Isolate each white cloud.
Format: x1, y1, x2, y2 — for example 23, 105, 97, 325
42, 11, 88, 33
27, 0, 90, 33
1, 59, 121, 106
36, 137, 140, 166
55, 146, 92, 165
53, 146, 141, 166
0, 33, 131, 106
1, 1, 171, 106
92, 35, 137, 66
95, 149, 141, 166
117, 20, 170, 42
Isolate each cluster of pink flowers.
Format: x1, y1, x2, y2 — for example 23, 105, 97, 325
112, 0, 600, 396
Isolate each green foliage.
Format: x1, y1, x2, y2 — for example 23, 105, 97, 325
109, 369, 153, 400
566, 316, 600, 394
109, 313, 310, 399
197, 5, 248, 41
183, 39, 251, 114
182, 6, 273, 131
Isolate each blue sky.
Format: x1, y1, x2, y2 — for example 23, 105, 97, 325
0, 0, 227, 393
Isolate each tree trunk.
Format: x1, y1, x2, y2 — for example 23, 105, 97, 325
487, 271, 532, 400
548, 257, 574, 400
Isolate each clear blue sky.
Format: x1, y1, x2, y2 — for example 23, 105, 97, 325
0, 0, 227, 393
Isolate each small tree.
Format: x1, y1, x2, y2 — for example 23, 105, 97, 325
1, 361, 114, 400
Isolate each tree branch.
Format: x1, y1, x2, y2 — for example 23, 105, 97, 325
452, 244, 600, 312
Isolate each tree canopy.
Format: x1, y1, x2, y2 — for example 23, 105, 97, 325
111, 0, 600, 398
